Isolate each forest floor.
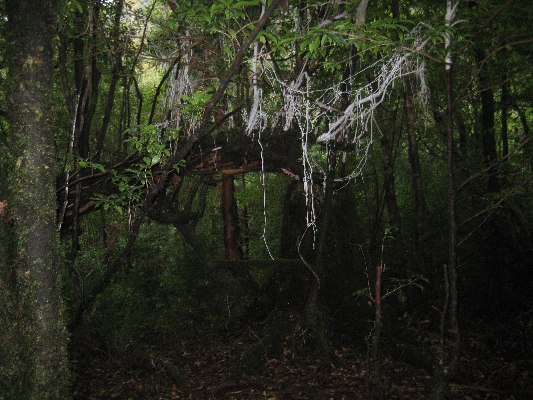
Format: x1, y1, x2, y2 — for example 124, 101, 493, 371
72, 314, 533, 400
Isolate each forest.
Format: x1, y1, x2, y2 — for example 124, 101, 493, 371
0, 0, 532, 399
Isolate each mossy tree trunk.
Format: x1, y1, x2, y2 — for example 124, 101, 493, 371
5, 0, 71, 398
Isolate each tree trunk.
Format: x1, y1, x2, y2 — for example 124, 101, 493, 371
432, 3, 460, 398
455, 109, 468, 160
240, 175, 250, 259
73, 10, 85, 95
403, 72, 426, 259
221, 174, 243, 260
445, 55, 460, 388
95, 0, 125, 160
501, 80, 509, 159
476, 48, 500, 192
280, 181, 309, 258
368, 262, 384, 399
68, 3, 102, 263
304, 142, 338, 365
78, 2, 101, 160
58, 29, 75, 121
513, 102, 533, 170
5, 0, 71, 397
378, 107, 401, 234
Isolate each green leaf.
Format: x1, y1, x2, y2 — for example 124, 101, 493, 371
68, 0, 83, 13
234, 0, 261, 7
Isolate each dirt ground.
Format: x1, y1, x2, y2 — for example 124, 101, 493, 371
72, 315, 533, 400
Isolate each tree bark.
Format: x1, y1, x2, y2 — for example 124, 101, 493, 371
68, 3, 103, 263
378, 107, 401, 234
73, 9, 85, 95
58, 29, 75, 121
501, 80, 509, 159
445, 48, 460, 386
78, 2, 101, 160
403, 73, 427, 240
148, 56, 180, 125
512, 102, 533, 170
455, 109, 469, 160
132, 75, 144, 130
476, 48, 500, 192
5, 0, 71, 397
95, 0, 125, 160
432, 2, 460, 398
304, 141, 339, 365
221, 174, 243, 260
368, 262, 384, 399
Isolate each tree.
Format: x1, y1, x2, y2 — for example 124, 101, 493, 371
4, 0, 70, 398
432, 2, 460, 399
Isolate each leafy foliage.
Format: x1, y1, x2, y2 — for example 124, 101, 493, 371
1, 0, 533, 397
